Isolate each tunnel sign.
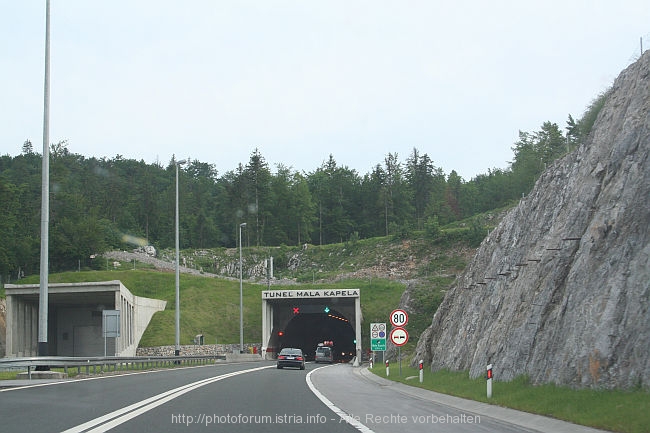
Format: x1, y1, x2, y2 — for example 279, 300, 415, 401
390, 309, 408, 327
262, 289, 359, 299
389, 327, 409, 346
370, 323, 386, 351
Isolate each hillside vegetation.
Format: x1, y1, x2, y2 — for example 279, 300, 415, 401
9, 219, 485, 352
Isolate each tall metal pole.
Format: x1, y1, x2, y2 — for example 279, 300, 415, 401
239, 222, 246, 353
174, 159, 186, 356
38, 0, 51, 359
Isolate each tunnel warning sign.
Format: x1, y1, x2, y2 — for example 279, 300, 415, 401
371, 323, 386, 351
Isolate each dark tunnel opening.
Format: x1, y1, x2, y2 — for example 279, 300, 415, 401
277, 309, 356, 362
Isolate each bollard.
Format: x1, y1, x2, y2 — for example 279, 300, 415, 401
486, 364, 493, 398
385, 359, 390, 377
419, 359, 424, 383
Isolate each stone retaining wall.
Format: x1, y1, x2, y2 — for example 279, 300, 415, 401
136, 343, 262, 357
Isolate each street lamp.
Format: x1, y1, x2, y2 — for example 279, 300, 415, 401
239, 222, 247, 353
175, 158, 187, 357
38, 0, 52, 361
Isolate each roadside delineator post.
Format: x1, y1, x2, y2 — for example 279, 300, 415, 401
419, 359, 424, 383
486, 364, 493, 398
385, 359, 390, 377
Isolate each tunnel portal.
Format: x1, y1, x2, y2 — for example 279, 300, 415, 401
261, 289, 361, 365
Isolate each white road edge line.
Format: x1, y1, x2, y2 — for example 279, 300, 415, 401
306, 366, 376, 433
62, 365, 273, 433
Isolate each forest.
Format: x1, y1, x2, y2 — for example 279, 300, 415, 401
0, 93, 606, 281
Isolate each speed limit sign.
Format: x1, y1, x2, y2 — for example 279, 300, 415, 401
390, 309, 408, 327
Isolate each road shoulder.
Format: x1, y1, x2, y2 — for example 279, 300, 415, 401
355, 366, 607, 433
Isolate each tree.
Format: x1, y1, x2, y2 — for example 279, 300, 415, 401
22, 139, 34, 155
244, 149, 272, 246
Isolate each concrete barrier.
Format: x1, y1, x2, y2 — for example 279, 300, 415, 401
225, 353, 263, 362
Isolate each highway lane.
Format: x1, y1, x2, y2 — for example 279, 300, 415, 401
105, 362, 359, 433
0, 362, 359, 433
0, 362, 263, 432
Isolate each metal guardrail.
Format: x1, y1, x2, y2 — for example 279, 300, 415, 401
0, 355, 227, 379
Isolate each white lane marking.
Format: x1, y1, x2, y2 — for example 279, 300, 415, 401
62, 365, 273, 433
306, 366, 376, 433
0, 363, 217, 393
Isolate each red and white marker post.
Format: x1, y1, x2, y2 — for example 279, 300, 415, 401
486, 364, 493, 398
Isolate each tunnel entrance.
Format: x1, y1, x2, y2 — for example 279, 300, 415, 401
261, 289, 361, 365
280, 308, 356, 361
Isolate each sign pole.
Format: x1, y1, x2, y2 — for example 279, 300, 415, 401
398, 346, 402, 376
103, 313, 107, 357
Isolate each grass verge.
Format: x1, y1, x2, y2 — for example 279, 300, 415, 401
369, 366, 649, 433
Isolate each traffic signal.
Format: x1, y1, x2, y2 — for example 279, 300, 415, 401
323, 306, 330, 313
353, 339, 357, 344
292, 307, 300, 314
278, 331, 284, 337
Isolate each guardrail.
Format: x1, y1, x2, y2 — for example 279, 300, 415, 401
0, 355, 226, 379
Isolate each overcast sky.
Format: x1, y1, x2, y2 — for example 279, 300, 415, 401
2, 1, 649, 180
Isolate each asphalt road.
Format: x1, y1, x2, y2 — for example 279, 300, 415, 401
0, 361, 605, 433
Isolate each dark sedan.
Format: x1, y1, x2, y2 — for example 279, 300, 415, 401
276, 348, 306, 370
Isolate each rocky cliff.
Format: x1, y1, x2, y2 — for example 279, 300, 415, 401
414, 51, 650, 389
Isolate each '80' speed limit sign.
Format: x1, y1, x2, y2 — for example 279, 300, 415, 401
390, 309, 408, 327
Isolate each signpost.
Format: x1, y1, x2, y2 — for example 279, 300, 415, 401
389, 309, 409, 376
370, 323, 386, 366
370, 322, 387, 351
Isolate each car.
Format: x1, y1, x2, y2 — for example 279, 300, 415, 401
276, 348, 306, 370
314, 345, 333, 363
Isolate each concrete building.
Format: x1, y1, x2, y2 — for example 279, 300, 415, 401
3, 280, 166, 357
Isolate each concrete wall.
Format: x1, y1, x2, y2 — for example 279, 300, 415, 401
118, 282, 167, 356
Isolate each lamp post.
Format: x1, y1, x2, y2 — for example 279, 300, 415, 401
239, 222, 247, 353
38, 0, 52, 363
175, 158, 187, 357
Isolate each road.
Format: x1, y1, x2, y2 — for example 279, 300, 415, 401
0, 361, 604, 432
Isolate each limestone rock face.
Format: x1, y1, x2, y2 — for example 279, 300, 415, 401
414, 51, 650, 389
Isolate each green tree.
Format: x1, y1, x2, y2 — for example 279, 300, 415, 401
244, 149, 273, 246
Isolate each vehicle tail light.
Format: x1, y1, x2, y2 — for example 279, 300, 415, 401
278, 355, 286, 359
296, 356, 303, 361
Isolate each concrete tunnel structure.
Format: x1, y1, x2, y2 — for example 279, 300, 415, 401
3, 280, 166, 357
261, 289, 362, 365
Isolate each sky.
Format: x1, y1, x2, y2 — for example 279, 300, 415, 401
2, 1, 649, 181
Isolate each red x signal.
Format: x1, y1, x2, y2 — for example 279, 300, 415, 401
292, 307, 300, 314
